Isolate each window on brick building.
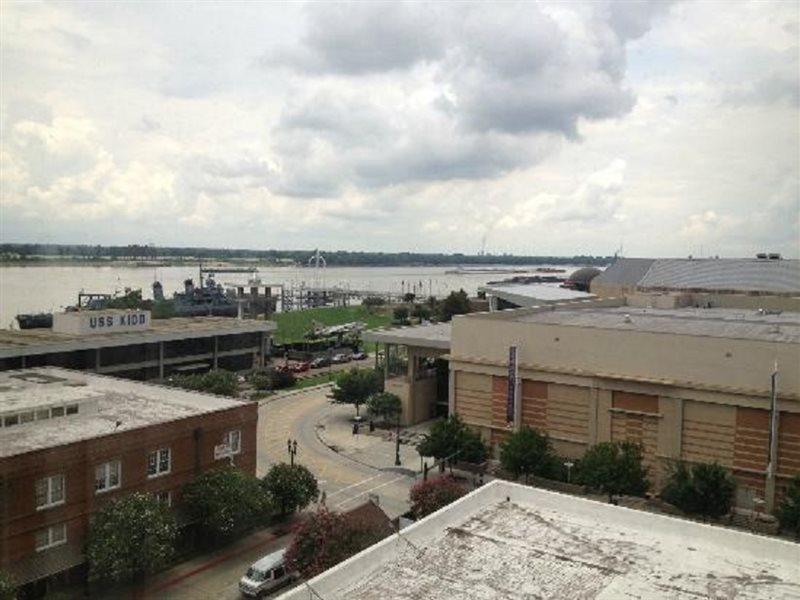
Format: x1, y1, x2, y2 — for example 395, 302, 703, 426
35, 524, 66, 551
95, 460, 121, 493
35, 474, 65, 509
224, 430, 241, 454
155, 490, 172, 507
147, 448, 171, 477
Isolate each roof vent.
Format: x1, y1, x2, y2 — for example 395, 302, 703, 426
768, 253, 781, 260
623, 314, 632, 323
756, 253, 768, 259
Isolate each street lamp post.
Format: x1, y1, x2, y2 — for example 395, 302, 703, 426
287, 438, 298, 466
395, 415, 402, 466
564, 461, 574, 484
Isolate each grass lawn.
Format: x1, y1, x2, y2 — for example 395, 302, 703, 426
272, 305, 393, 344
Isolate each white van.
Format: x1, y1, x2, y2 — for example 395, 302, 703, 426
239, 549, 295, 598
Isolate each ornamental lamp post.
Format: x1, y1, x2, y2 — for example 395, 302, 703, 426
287, 438, 298, 466
395, 415, 402, 467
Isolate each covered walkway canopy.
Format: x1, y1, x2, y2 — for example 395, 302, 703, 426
363, 323, 451, 425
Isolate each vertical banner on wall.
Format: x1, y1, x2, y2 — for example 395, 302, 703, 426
767, 362, 779, 478
507, 345, 518, 426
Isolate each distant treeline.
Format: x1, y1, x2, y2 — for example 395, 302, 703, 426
0, 244, 613, 267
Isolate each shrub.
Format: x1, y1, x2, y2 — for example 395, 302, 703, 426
776, 475, 800, 538
366, 392, 402, 423
409, 476, 468, 519
362, 296, 386, 310
661, 462, 735, 519
86, 492, 177, 583
181, 467, 271, 545
262, 464, 319, 517
285, 508, 389, 578
576, 441, 649, 502
499, 426, 554, 483
249, 368, 296, 391
0, 570, 15, 600
169, 369, 238, 396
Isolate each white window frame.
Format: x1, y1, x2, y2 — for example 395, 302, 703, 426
35, 474, 65, 510
154, 490, 172, 507
147, 448, 171, 478
224, 430, 241, 455
95, 460, 121, 494
35, 523, 66, 552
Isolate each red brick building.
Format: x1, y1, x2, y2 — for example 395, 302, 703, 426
0, 367, 257, 591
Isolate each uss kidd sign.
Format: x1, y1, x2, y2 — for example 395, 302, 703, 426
52, 310, 151, 335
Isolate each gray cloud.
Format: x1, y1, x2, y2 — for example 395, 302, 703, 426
269, 2, 445, 74
264, 2, 674, 197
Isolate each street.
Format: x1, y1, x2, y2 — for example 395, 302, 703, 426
140, 386, 422, 599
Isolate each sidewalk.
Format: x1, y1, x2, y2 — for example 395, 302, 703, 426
315, 403, 436, 473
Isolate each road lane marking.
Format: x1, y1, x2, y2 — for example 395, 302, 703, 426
334, 474, 410, 509
325, 472, 384, 499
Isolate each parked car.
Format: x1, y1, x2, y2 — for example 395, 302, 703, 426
351, 351, 368, 360
310, 356, 330, 369
239, 549, 295, 598
290, 361, 311, 373
274, 363, 292, 374
331, 353, 351, 364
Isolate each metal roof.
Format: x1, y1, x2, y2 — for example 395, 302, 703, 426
591, 258, 655, 287
592, 257, 800, 294
638, 258, 800, 293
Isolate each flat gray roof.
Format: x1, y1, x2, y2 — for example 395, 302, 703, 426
479, 283, 595, 305
508, 306, 800, 343
0, 316, 275, 358
0, 367, 245, 457
363, 323, 451, 350
278, 481, 800, 600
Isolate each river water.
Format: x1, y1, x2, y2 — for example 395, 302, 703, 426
0, 264, 582, 328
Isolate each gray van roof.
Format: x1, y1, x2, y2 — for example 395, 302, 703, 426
252, 548, 286, 571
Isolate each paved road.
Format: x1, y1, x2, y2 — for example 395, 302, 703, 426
258, 386, 417, 519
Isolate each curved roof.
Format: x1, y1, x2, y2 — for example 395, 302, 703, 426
593, 258, 800, 294
567, 267, 602, 285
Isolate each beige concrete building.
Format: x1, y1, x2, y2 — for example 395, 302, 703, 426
449, 301, 800, 511
364, 324, 450, 426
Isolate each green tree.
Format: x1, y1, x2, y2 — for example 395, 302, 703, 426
409, 476, 468, 519
576, 441, 649, 502
437, 289, 470, 322
85, 492, 177, 583
417, 414, 488, 470
661, 462, 735, 519
411, 304, 432, 321
261, 463, 319, 518
182, 467, 271, 545
0, 570, 15, 600
366, 392, 402, 423
330, 368, 383, 418
284, 507, 390, 578
776, 475, 800, 539
392, 306, 410, 325
500, 426, 554, 483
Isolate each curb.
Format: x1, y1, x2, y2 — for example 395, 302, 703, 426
257, 382, 334, 406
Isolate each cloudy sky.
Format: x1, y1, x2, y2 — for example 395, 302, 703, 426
1, 1, 798, 257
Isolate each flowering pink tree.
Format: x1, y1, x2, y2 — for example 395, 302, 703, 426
409, 476, 467, 519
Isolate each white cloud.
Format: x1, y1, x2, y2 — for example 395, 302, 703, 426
0, 1, 796, 258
